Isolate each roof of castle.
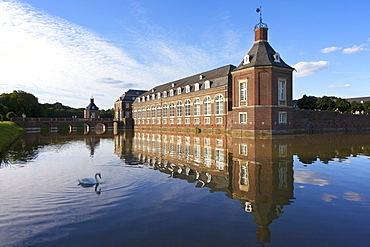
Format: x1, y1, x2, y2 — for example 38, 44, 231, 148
234, 40, 293, 71
86, 99, 99, 111
139, 64, 236, 98
116, 89, 147, 102
346, 97, 370, 103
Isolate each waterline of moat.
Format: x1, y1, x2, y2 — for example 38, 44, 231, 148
0, 131, 369, 247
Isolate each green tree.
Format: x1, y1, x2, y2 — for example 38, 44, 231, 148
0, 90, 45, 117
335, 98, 351, 113
100, 108, 114, 118
363, 101, 370, 114
350, 101, 364, 114
297, 94, 318, 110
317, 96, 336, 111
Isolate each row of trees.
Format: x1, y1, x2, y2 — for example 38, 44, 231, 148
297, 95, 370, 114
0, 90, 113, 119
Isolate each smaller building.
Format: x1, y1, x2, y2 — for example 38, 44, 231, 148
114, 89, 147, 128
84, 97, 100, 119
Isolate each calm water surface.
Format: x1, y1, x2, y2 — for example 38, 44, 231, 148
0, 131, 369, 247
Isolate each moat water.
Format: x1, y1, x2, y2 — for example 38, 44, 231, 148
0, 130, 369, 247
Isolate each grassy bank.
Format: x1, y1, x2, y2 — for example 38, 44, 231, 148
0, 121, 24, 153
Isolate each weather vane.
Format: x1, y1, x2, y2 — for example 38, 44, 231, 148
255, 6, 268, 29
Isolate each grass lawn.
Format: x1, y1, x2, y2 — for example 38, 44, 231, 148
0, 121, 24, 152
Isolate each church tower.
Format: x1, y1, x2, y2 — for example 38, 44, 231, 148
231, 11, 294, 134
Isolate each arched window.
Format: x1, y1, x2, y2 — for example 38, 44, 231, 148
170, 103, 175, 117
151, 106, 155, 118
194, 98, 200, 116
176, 101, 182, 117
137, 108, 141, 118
185, 99, 191, 116
162, 104, 168, 117
215, 95, 224, 115
157, 105, 161, 118
203, 96, 211, 115
146, 107, 150, 118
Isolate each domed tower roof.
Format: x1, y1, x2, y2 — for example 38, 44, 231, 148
234, 7, 293, 71
86, 97, 99, 110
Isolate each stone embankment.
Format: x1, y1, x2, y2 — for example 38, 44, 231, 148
0, 121, 24, 154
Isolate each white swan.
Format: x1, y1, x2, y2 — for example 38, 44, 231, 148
78, 173, 101, 185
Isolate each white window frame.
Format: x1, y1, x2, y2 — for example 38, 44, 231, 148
203, 96, 211, 116
239, 113, 247, 123
239, 79, 247, 103
194, 98, 200, 116
215, 94, 224, 115
185, 85, 190, 93
279, 111, 287, 124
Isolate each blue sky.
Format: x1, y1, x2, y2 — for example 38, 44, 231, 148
1, 0, 369, 109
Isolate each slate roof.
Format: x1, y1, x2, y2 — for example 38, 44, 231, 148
234, 40, 293, 71
138, 64, 236, 98
86, 99, 99, 110
116, 89, 147, 102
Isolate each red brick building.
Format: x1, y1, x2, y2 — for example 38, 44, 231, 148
132, 20, 294, 134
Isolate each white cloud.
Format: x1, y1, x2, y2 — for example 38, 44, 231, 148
294, 169, 330, 186
342, 44, 368, 54
321, 46, 342, 53
328, 84, 350, 89
0, 1, 223, 109
293, 61, 330, 77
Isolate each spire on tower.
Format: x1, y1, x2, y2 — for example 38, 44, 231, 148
254, 6, 268, 29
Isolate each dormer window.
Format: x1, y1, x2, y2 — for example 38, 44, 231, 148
204, 80, 211, 89
138, 98, 141, 103
273, 53, 281, 63
157, 92, 161, 99
177, 87, 182, 95
199, 75, 204, 80
172, 83, 175, 87
195, 83, 200, 91
243, 54, 251, 65
185, 85, 190, 93
142, 96, 145, 102
146, 95, 150, 101
151, 94, 155, 100
170, 89, 174, 96
151, 88, 155, 92
163, 91, 167, 97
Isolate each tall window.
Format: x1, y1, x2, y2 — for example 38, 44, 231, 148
278, 78, 286, 106
151, 106, 155, 118
156, 105, 161, 118
137, 109, 141, 118
240, 81, 247, 102
162, 104, 168, 117
185, 99, 191, 116
146, 107, 150, 118
194, 98, 200, 116
170, 103, 175, 117
203, 96, 211, 116
215, 95, 224, 115
176, 101, 182, 117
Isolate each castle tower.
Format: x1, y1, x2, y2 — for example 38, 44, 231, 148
84, 97, 100, 119
231, 13, 294, 134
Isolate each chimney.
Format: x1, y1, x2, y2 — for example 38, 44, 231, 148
255, 27, 268, 42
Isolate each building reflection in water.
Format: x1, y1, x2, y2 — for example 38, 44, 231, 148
114, 130, 295, 243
